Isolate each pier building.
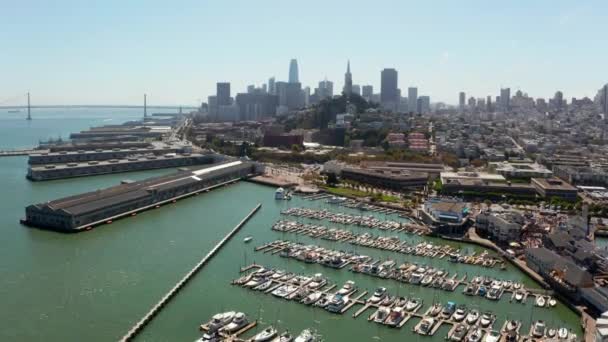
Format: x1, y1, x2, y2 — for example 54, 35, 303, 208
22, 160, 261, 232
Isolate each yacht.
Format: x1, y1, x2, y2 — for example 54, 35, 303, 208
535, 296, 546, 307
557, 327, 569, 339
410, 272, 423, 285
254, 280, 274, 292
547, 328, 557, 338
421, 274, 433, 286
302, 291, 323, 305
504, 320, 519, 332
465, 310, 479, 325
373, 306, 390, 323
274, 332, 293, 342
306, 274, 326, 290
326, 294, 349, 313
477, 285, 487, 297
482, 330, 500, 342
449, 323, 468, 341
275, 188, 286, 200
548, 297, 557, 307
244, 236, 253, 243
221, 312, 248, 333
415, 317, 435, 335
367, 287, 387, 304
479, 312, 493, 328
196, 332, 221, 342
466, 328, 483, 342
486, 285, 501, 300
206, 311, 236, 333
453, 306, 467, 322
294, 329, 314, 342
463, 283, 476, 296
385, 307, 405, 327
405, 298, 422, 312
428, 303, 442, 317
313, 294, 330, 308
532, 320, 546, 338
514, 290, 524, 302
252, 327, 278, 341
441, 302, 456, 319
336, 281, 356, 296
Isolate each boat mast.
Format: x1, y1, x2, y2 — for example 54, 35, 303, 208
26, 92, 31, 120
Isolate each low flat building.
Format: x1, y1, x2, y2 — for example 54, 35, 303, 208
442, 179, 536, 197
263, 133, 304, 148
476, 211, 523, 243
361, 161, 445, 179
341, 167, 428, 190
23, 160, 260, 232
440, 171, 506, 184
489, 161, 553, 179
531, 177, 578, 201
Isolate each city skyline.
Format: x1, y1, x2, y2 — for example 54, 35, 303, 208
2, 0, 607, 106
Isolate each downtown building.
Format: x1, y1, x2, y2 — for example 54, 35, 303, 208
381, 68, 399, 111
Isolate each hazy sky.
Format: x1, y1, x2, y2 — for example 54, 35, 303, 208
2, 0, 606, 106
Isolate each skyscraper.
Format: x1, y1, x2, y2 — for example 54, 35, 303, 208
352, 85, 361, 96
217, 82, 231, 106
343, 60, 353, 96
381, 68, 398, 107
418, 96, 430, 114
289, 59, 299, 83
362, 85, 373, 100
500, 88, 511, 111
408, 87, 418, 113
486, 95, 492, 112
604, 84, 608, 116
268, 77, 276, 95
317, 80, 334, 99
553, 91, 564, 110
459, 92, 466, 112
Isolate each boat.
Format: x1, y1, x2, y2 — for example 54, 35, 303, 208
307, 274, 326, 290
453, 305, 467, 322
254, 280, 274, 291
326, 294, 349, 313
547, 328, 557, 338
313, 294, 330, 308
480, 312, 493, 328
466, 328, 483, 342
196, 332, 221, 342
449, 323, 468, 341
477, 285, 487, 297
463, 283, 476, 296
410, 272, 423, 284
274, 332, 293, 342
244, 236, 253, 243
466, 310, 479, 325
557, 327, 569, 339
302, 292, 323, 305
415, 317, 435, 335
421, 274, 433, 286
252, 327, 278, 341
275, 188, 286, 200
221, 312, 248, 333
385, 307, 405, 327
532, 320, 546, 338
271, 285, 294, 298
548, 297, 557, 307
441, 301, 456, 319
535, 295, 546, 307
514, 291, 524, 302
429, 303, 442, 317
482, 330, 500, 342
206, 311, 236, 333
373, 306, 390, 323
505, 320, 518, 332
405, 298, 422, 312
336, 280, 356, 296
367, 287, 387, 304
290, 287, 311, 301
294, 329, 314, 342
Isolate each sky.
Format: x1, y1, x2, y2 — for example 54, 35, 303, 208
1, 0, 607, 106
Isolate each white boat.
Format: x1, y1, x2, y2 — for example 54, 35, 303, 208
336, 280, 356, 296
514, 291, 524, 302
252, 327, 278, 341
449, 323, 468, 341
453, 306, 467, 322
302, 292, 323, 305
244, 236, 253, 243
535, 296, 546, 307
274, 332, 293, 342
326, 294, 349, 313
373, 306, 390, 323
275, 188, 285, 200
532, 320, 546, 338
307, 273, 326, 290
405, 298, 421, 312
221, 312, 248, 333
482, 330, 500, 342
548, 297, 557, 307
196, 333, 221, 342
367, 287, 387, 304
385, 307, 405, 327
466, 310, 479, 325
547, 328, 557, 338
206, 311, 236, 333
294, 329, 314, 342
480, 313, 493, 328
557, 327, 569, 339
415, 317, 435, 335
466, 328, 483, 342
254, 280, 274, 291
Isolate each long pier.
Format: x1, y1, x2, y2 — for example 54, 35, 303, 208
0, 148, 45, 157
119, 203, 262, 342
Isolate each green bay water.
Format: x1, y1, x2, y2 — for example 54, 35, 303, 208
0, 109, 582, 341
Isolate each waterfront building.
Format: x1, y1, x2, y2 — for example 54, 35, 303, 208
340, 167, 428, 190
476, 211, 523, 244
288, 59, 299, 83
408, 87, 418, 113
531, 177, 578, 201
217, 82, 231, 106
381, 68, 398, 109
419, 198, 470, 235
343, 60, 353, 96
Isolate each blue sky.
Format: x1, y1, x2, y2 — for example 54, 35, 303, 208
1, 0, 606, 106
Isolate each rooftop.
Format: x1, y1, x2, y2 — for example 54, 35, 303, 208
531, 177, 577, 191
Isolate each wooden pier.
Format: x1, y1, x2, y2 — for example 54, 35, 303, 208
119, 204, 262, 342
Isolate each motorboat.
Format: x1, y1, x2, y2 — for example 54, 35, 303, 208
373, 306, 390, 323
486, 286, 501, 300
379, 295, 395, 307
326, 294, 349, 313
336, 280, 356, 296
480, 313, 493, 328
463, 283, 476, 296
409, 272, 423, 285
313, 294, 330, 308
244, 236, 253, 243
196, 332, 221, 342
477, 285, 487, 297
548, 297, 557, 307
385, 307, 405, 327
254, 280, 274, 291
453, 306, 467, 322
466, 328, 483, 342
449, 323, 468, 341
505, 320, 519, 332
206, 311, 236, 333
557, 327, 569, 339
306, 274, 326, 290
415, 318, 435, 335
482, 330, 500, 342
367, 287, 387, 304
405, 298, 422, 312
421, 274, 433, 286
466, 310, 479, 325
535, 296, 546, 307
221, 312, 248, 333
532, 320, 546, 338
294, 329, 314, 342
429, 303, 442, 317
272, 285, 297, 298
441, 301, 456, 319
302, 292, 323, 305
547, 328, 557, 338
252, 326, 278, 341
274, 332, 293, 342
290, 287, 311, 301
514, 291, 524, 302
442, 278, 456, 290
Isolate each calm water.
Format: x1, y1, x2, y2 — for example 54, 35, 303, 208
0, 110, 582, 341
